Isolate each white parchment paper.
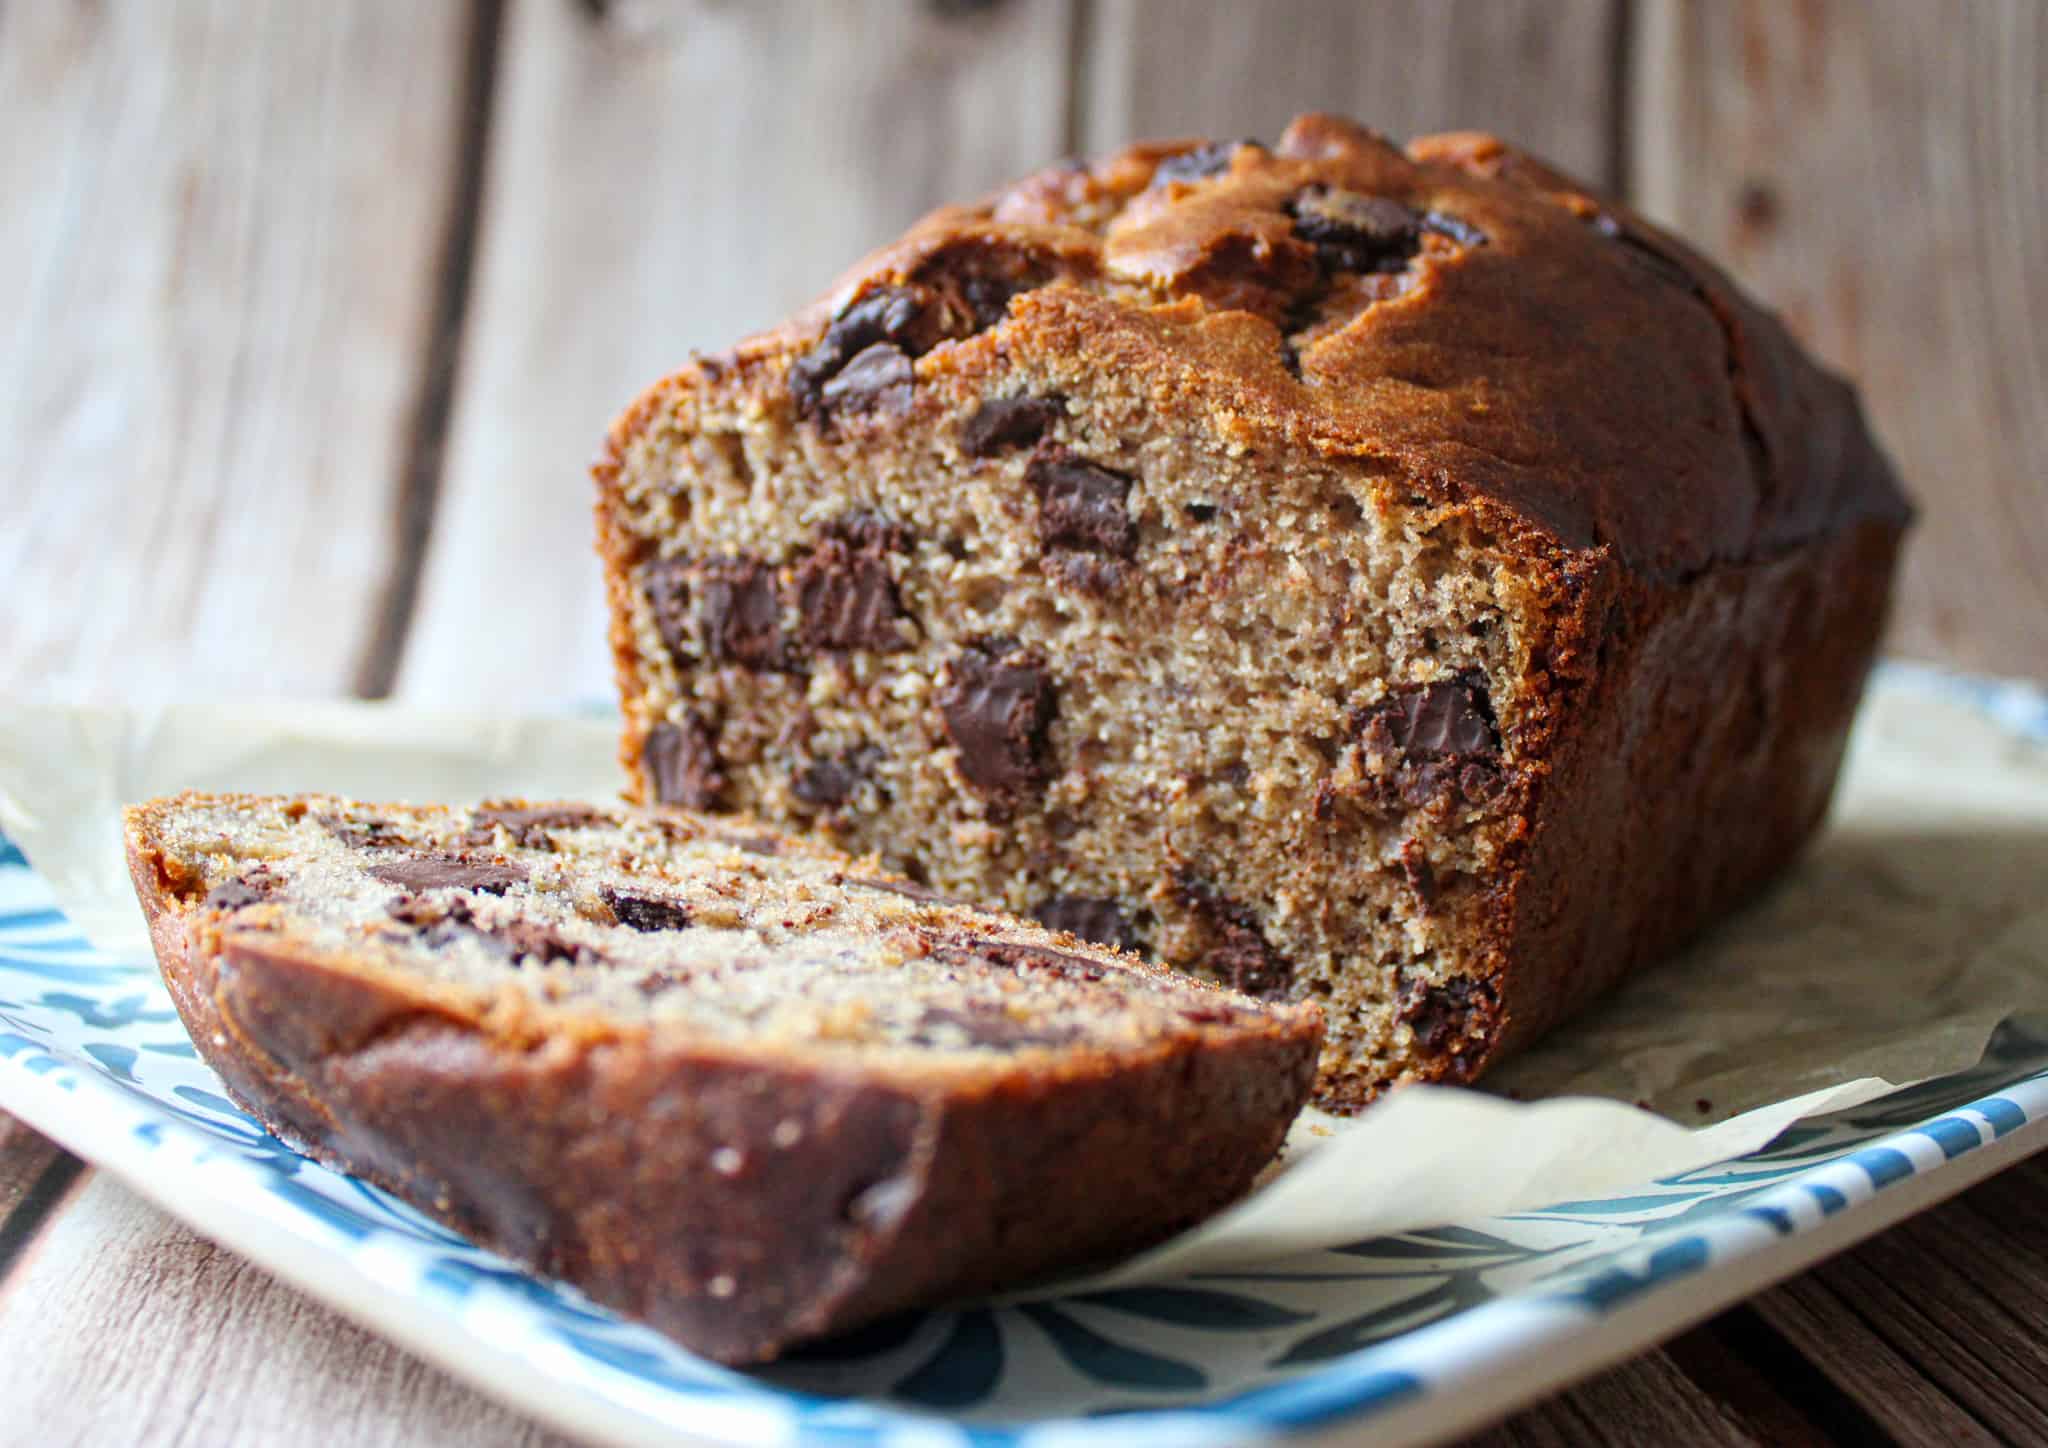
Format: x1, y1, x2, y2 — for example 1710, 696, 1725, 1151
3, 670, 2044, 1285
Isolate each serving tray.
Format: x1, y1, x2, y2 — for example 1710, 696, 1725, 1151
4, 820, 2047, 1448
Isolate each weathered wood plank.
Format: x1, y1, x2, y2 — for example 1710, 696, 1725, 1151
1743, 1150, 2048, 1444
0, 1116, 66, 1219
1631, 0, 2048, 679
0, 1173, 571, 1446
0, 0, 476, 699
1659, 1307, 1877, 1447
1454, 1344, 1767, 1447
395, 0, 1075, 708
0, 1117, 83, 1287
1456, 1156, 2048, 1442
1750, 1275, 1999, 1447
1079, 0, 1621, 183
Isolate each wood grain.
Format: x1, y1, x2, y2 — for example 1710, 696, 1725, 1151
393, 0, 1075, 708
1746, 1149, 2048, 1445
0, 1117, 66, 1220
0, 0, 475, 700
1631, 0, 2048, 680
0, 1173, 573, 1447
0, 1117, 82, 1290
1454, 1344, 1767, 1447
1752, 1277, 1999, 1447
1079, 0, 1621, 183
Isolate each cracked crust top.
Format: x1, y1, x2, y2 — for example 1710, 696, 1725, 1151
608, 113, 1909, 584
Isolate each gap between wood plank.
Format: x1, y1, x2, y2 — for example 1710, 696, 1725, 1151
1603, 0, 1636, 197
1062, 0, 1095, 158
1665, 1307, 1901, 1447
0, 1150, 88, 1287
353, 0, 508, 700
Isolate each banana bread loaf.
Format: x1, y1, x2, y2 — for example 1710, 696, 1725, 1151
125, 792, 1320, 1363
593, 114, 1911, 1110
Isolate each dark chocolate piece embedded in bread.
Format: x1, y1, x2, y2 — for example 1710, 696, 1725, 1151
124, 792, 1320, 1365
592, 113, 1911, 1111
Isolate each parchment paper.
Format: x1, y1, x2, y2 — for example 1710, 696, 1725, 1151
3, 668, 2044, 1286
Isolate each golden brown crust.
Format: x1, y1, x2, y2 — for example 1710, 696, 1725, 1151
124, 796, 1319, 1363
606, 114, 1908, 583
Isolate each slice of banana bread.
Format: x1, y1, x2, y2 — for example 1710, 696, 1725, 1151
593, 113, 1912, 1110
125, 792, 1320, 1364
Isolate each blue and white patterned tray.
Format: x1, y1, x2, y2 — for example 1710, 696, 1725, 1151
4, 827, 2047, 1447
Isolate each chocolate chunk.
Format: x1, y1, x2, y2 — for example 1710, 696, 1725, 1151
825, 510, 911, 554
1047, 553, 1130, 595
1363, 672, 1500, 758
793, 759, 857, 809
369, 855, 529, 895
1204, 919, 1290, 997
938, 938, 1109, 982
1151, 140, 1250, 187
645, 556, 693, 665
961, 395, 1062, 458
409, 904, 600, 967
938, 643, 1057, 802
1174, 876, 1292, 998
1183, 503, 1218, 524
1033, 895, 1141, 953
789, 286, 945, 419
203, 875, 273, 913
947, 267, 1027, 332
794, 537, 908, 652
386, 894, 466, 930
700, 556, 786, 670
910, 1004, 1084, 1050
1358, 672, 1503, 809
1395, 758, 1501, 809
787, 260, 1043, 420
489, 919, 595, 966
645, 714, 725, 809
912, 243, 1054, 332
792, 745, 881, 810
1025, 448, 1137, 559
391, 896, 494, 952
819, 341, 914, 417
316, 815, 413, 851
601, 886, 692, 933
1290, 187, 1422, 274
470, 803, 607, 849
1400, 975, 1496, 1055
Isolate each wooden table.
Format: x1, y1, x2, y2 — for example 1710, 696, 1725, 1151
4, 3, 2043, 1442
